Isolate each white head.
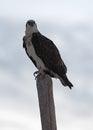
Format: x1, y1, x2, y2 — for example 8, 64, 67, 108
25, 20, 38, 36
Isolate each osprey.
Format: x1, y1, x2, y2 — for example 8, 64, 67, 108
23, 20, 73, 89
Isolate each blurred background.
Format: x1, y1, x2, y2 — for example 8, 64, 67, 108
0, 0, 93, 130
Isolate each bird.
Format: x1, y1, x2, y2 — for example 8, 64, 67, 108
23, 20, 73, 89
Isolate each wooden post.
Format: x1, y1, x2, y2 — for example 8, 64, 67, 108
36, 74, 57, 130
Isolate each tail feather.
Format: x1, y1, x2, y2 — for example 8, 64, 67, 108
59, 75, 73, 89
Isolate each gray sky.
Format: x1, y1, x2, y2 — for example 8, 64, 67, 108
0, 0, 93, 130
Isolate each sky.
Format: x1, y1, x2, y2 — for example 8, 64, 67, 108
0, 0, 93, 130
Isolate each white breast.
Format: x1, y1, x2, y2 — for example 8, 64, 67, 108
26, 42, 46, 70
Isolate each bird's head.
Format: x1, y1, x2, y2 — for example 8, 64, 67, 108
25, 20, 38, 36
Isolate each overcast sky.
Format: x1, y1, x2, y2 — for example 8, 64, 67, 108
0, 0, 93, 130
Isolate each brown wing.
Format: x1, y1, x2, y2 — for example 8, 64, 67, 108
32, 32, 67, 77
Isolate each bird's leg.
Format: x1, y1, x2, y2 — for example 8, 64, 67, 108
39, 70, 46, 79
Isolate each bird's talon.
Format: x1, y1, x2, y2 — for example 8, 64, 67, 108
33, 71, 40, 80
33, 71, 39, 76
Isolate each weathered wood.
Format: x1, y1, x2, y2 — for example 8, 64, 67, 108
36, 74, 57, 130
